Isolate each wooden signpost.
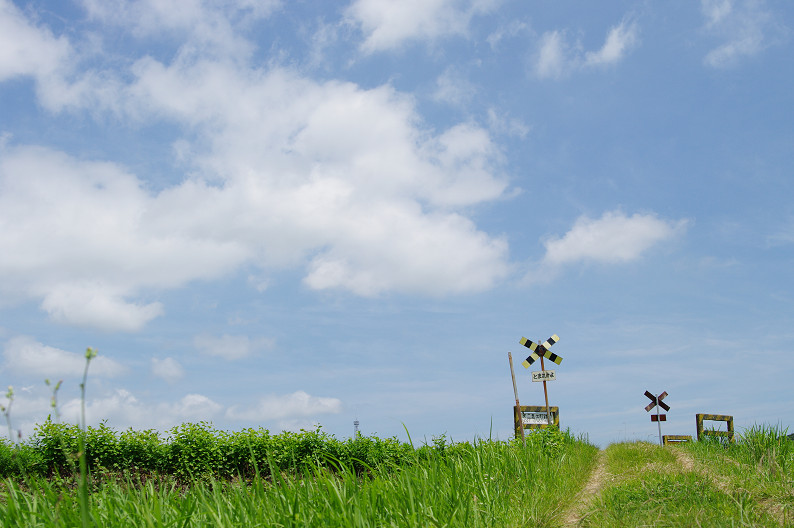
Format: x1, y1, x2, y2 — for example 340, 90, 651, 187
644, 390, 670, 445
507, 352, 526, 445
519, 334, 562, 426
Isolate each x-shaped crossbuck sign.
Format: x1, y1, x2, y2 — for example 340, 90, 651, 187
519, 335, 562, 368
644, 391, 670, 412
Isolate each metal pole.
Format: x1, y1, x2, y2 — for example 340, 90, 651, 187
540, 339, 551, 427
508, 352, 526, 446
656, 395, 663, 445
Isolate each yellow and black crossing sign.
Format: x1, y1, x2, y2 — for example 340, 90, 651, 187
519, 335, 562, 367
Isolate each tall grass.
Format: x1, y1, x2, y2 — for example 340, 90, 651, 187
680, 425, 794, 526
0, 348, 599, 526
0, 429, 598, 527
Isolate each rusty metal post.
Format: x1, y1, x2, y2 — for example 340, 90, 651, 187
539, 339, 552, 426
540, 356, 552, 426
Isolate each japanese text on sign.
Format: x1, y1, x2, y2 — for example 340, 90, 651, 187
531, 370, 556, 382
521, 412, 550, 425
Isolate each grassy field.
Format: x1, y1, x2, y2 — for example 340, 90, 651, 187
0, 424, 598, 527
1, 420, 792, 526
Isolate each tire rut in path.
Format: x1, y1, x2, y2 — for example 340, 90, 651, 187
562, 450, 607, 527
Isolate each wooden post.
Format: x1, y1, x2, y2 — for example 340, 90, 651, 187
508, 352, 526, 445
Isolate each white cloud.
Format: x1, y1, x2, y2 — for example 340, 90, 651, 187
346, 0, 499, 53
0, 0, 71, 81
225, 390, 342, 421
194, 334, 273, 360
3, 336, 125, 379
432, 67, 476, 106
0, 49, 511, 329
9, 387, 340, 436
487, 108, 530, 139
701, 0, 783, 68
702, 0, 734, 28
80, 0, 281, 59
542, 211, 686, 266
41, 283, 164, 332
584, 20, 639, 67
60, 390, 224, 430
10, 388, 339, 434
486, 19, 530, 50
0, 146, 249, 331
534, 30, 570, 80
533, 18, 639, 79
0, 2, 512, 331
151, 357, 185, 383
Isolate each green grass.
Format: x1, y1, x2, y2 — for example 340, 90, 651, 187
575, 429, 794, 528
583, 466, 772, 527
680, 424, 794, 526
0, 427, 598, 527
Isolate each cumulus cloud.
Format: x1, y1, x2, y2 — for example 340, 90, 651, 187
543, 211, 685, 265
0, 1, 513, 331
41, 283, 164, 332
524, 211, 686, 283
346, 0, 500, 53
151, 357, 185, 383
225, 390, 342, 421
0, 0, 71, 81
701, 0, 783, 68
3, 336, 125, 378
533, 18, 639, 79
0, 146, 249, 331
59, 390, 223, 429
7, 385, 341, 436
0, 61, 510, 330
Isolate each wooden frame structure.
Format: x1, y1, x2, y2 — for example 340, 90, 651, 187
696, 413, 735, 443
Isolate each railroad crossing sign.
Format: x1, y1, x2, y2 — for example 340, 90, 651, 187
519, 335, 562, 367
644, 391, 670, 413
644, 390, 670, 445
519, 333, 562, 426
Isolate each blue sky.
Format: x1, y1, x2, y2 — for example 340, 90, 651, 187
1, 0, 792, 447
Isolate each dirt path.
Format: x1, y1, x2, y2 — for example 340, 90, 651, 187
670, 447, 695, 472
562, 450, 607, 527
